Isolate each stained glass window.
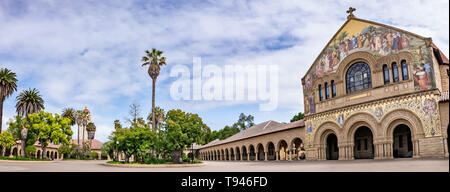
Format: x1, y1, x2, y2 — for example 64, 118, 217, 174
383, 64, 390, 85
346, 62, 372, 94
331, 80, 336, 98
401, 60, 409, 80
392, 62, 399, 82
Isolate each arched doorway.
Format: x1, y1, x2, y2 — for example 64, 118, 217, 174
221, 149, 224, 160
235, 147, 241, 161
267, 142, 275, 161
0, 146, 3, 156
393, 124, 413, 158
242, 146, 248, 160
292, 138, 304, 160
12, 148, 18, 157
354, 126, 374, 159
55, 152, 58, 159
257, 144, 264, 161
225, 149, 229, 160
36, 150, 41, 159
326, 133, 339, 160
249, 145, 256, 161
230, 148, 234, 161
46, 151, 50, 159
278, 140, 288, 160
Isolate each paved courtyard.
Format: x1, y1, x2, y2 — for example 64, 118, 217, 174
0, 158, 448, 172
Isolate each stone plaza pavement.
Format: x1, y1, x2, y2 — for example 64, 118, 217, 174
0, 158, 448, 172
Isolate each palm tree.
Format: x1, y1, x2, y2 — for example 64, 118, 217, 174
141, 48, 166, 132
147, 106, 165, 132
75, 110, 90, 150
0, 68, 18, 133
62, 108, 76, 126
16, 88, 45, 117
15, 88, 44, 157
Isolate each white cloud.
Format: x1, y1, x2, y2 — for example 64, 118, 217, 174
0, 0, 448, 139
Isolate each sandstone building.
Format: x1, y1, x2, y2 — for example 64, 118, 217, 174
198, 9, 449, 161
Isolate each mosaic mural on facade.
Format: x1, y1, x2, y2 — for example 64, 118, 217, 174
305, 93, 441, 147
303, 20, 436, 115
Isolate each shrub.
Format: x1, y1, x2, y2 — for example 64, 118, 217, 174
25, 145, 37, 157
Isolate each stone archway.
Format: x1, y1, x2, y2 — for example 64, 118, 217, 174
221, 149, 224, 160
278, 140, 288, 160
230, 148, 235, 161
267, 142, 275, 161
326, 133, 339, 160
242, 146, 248, 160
393, 124, 413, 158
12, 148, 18, 157
225, 149, 229, 161
235, 147, 241, 161
36, 150, 41, 159
353, 126, 374, 159
249, 145, 256, 161
257, 144, 264, 161
291, 138, 304, 160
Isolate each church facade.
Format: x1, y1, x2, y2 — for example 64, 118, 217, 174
197, 11, 449, 161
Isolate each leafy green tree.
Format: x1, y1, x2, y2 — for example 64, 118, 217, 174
62, 108, 76, 126
208, 113, 253, 141
27, 111, 73, 159
164, 109, 209, 163
113, 120, 122, 130
15, 88, 45, 157
147, 106, 166, 131
58, 143, 76, 159
235, 113, 254, 131
7, 115, 37, 157
0, 68, 18, 133
25, 145, 36, 157
141, 48, 167, 132
101, 141, 115, 160
0, 131, 16, 151
290, 112, 305, 122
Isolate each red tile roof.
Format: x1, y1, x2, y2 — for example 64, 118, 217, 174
199, 120, 304, 149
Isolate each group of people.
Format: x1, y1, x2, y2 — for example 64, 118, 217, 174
314, 26, 412, 79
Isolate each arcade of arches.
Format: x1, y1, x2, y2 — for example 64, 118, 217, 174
199, 14, 449, 161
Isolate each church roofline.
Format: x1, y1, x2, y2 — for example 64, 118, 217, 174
301, 16, 434, 83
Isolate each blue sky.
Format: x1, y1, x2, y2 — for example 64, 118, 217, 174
1, 0, 448, 142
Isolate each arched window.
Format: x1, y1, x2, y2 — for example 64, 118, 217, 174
331, 80, 336, 98
401, 60, 409, 80
392, 62, 399, 82
319, 84, 323, 101
383, 64, 390, 85
325, 82, 329, 99
346, 62, 372, 94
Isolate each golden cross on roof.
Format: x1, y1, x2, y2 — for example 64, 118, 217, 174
346, 7, 356, 19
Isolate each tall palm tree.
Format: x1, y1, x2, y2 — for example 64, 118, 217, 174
75, 110, 90, 149
141, 48, 166, 132
15, 88, 44, 157
147, 106, 165, 132
62, 108, 76, 126
15, 88, 45, 117
0, 68, 18, 133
